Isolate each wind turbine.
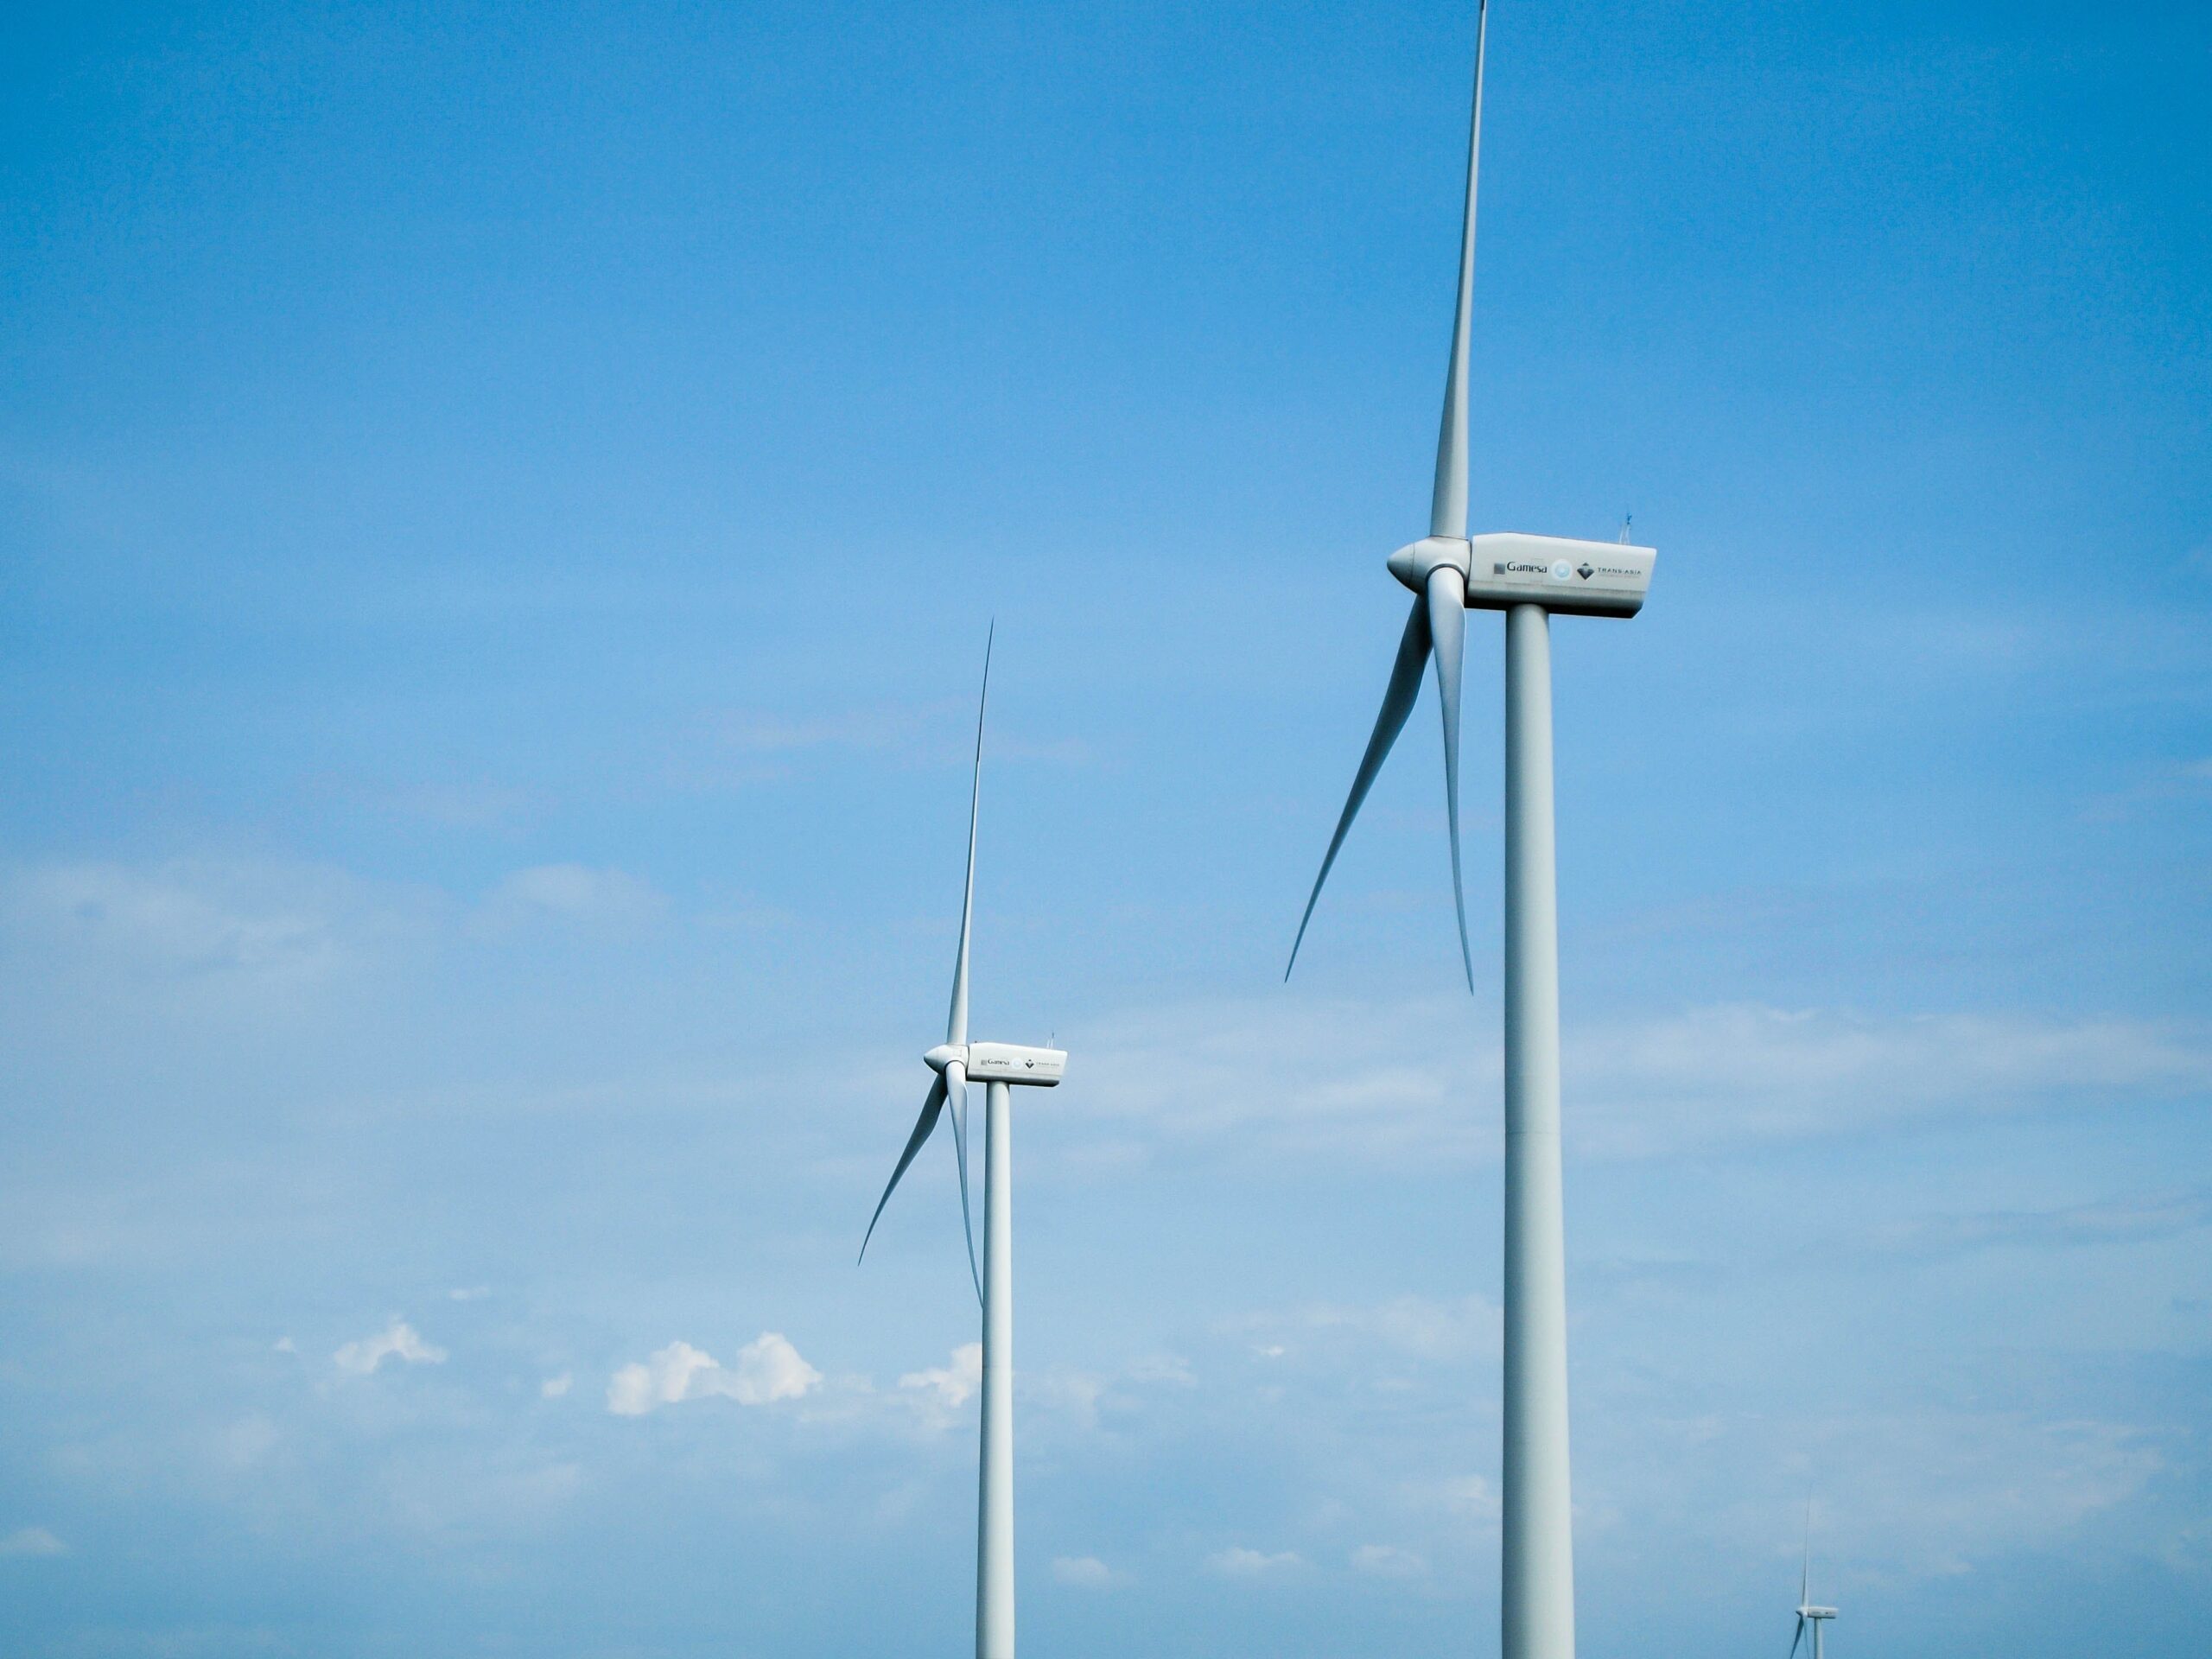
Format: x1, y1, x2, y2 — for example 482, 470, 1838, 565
1283, 6, 1656, 1659
860, 629, 1067, 1659
1790, 1513, 1840, 1659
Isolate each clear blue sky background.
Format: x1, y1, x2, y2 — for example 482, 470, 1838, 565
3, 1, 2208, 1654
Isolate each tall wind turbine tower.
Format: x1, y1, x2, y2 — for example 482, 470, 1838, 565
1285, 6, 1656, 1659
861, 632, 1068, 1659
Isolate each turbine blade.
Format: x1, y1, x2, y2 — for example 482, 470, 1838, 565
945, 1062, 981, 1306
858, 1072, 950, 1263
947, 625, 992, 1047
1425, 565, 1473, 992
1802, 1501, 1812, 1605
1789, 1616, 1806, 1659
1429, 0, 1489, 539
1287, 594, 1432, 980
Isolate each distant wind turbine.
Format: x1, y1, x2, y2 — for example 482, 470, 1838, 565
860, 628, 1067, 1659
1790, 1510, 1839, 1659
1282, 5, 1657, 1659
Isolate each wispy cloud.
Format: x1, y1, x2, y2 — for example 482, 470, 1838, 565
1067, 998, 2212, 1166
1566, 1005, 2212, 1157
333, 1319, 447, 1376
475, 864, 667, 931
1227, 1294, 1501, 1368
1672, 1409, 2167, 1581
710, 703, 1089, 771
898, 1342, 982, 1414
2082, 756, 2212, 823
721, 705, 932, 754
1207, 1545, 1303, 1578
0, 1527, 67, 1558
1866, 1190, 2212, 1260
606, 1333, 821, 1416
2, 859, 358, 985
372, 779, 534, 830
1429, 1474, 1502, 1528
1052, 1554, 1122, 1588
1350, 1542, 1427, 1578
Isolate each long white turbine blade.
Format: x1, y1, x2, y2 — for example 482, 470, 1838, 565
858, 1071, 950, 1263
1802, 1500, 1813, 1606
1789, 1615, 1807, 1659
944, 1060, 982, 1305
1429, 0, 1489, 539
947, 625, 992, 1047
1287, 595, 1433, 979
1425, 564, 1473, 990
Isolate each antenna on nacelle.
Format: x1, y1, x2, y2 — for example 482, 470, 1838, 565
1618, 512, 1632, 544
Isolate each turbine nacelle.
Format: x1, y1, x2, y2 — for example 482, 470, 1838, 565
1387, 531, 1656, 619
924, 1041, 1068, 1088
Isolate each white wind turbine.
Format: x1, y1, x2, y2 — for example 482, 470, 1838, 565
1790, 1511, 1840, 1659
860, 629, 1067, 1659
1284, 6, 1656, 1659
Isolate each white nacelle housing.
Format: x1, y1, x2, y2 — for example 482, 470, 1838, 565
964, 1042, 1067, 1087
1388, 533, 1656, 619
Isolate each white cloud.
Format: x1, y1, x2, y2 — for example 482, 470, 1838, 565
899, 1342, 983, 1412
541, 1373, 574, 1399
1073, 995, 1478, 1162
1592, 1403, 2168, 1590
378, 780, 531, 830
606, 1333, 821, 1416
1027, 1367, 1110, 1431
448, 1285, 491, 1302
0, 1527, 67, 1557
1066, 997, 2212, 1166
724, 1333, 822, 1404
1401, 1472, 1503, 1533
1123, 1353, 1195, 1387
333, 1318, 447, 1376
1207, 1546, 1303, 1578
1564, 1006, 2212, 1158
1052, 1554, 1119, 1587
1794, 1412, 2161, 1575
714, 701, 1088, 771
1231, 1294, 1501, 1369
721, 708, 917, 754
607, 1342, 723, 1416
214, 1415, 281, 1471
477, 864, 666, 931
2, 859, 354, 985
271, 1336, 296, 1354
1866, 1190, 2212, 1259
2082, 754, 2212, 823
1351, 1542, 1427, 1578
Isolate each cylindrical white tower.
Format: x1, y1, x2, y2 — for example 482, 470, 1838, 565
976, 1079, 1015, 1658
1502, 601, 1575, 1659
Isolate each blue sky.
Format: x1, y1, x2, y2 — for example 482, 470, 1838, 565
2, 0, 2208, 1654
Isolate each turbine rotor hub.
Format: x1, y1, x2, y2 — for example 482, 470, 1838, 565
1386, 536, 1473, 594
